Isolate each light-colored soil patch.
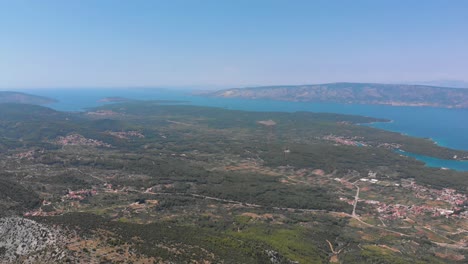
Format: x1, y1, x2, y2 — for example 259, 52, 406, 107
257, 120, 277, 126
312, 169, 325, 176
378, 244, 401, 253
241, 212, 274, 220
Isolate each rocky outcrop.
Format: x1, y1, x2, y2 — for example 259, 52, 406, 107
0, 217, 68, 263
265, 249, 299, 264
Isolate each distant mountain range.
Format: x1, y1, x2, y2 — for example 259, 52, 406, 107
0, 91, 57, 105
210, 83, 468, 108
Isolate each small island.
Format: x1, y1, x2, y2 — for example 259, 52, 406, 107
99, 97, 190, 104
98, 96, 133, 103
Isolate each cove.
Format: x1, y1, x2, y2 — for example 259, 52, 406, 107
396, 150, 468, 171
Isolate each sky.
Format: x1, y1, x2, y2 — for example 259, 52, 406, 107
1, 0, 467, 89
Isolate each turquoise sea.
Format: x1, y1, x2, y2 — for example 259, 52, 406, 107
22, 88, 468, 171
395, 150, 468, 171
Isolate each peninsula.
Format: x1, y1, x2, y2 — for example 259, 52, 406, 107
210, 82, 468, 108
0, 91, 57, 105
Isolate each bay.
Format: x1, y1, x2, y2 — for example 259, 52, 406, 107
396, 150, 468, 171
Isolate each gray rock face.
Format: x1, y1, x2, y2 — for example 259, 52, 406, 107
265, 249, 299, 264
0, 217, 67, 263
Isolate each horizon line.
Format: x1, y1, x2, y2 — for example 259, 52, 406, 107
2, 80, 468, 91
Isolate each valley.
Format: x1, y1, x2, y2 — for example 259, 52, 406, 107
0, 102, 467, 263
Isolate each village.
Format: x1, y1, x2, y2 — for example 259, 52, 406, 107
322, 134, 367, 146
107, 130, 145, 139
335, 173, 467, 222
322, 134, 403, 149
54, 134, 112, 148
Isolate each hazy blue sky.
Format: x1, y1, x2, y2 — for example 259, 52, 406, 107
1, 0, 467, 88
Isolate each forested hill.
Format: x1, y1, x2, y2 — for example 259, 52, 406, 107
0, 91, 57, 105
210, 82, 468, 108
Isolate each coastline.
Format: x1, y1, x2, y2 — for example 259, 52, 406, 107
396, 149, 468, 171
15, 89, 468, 170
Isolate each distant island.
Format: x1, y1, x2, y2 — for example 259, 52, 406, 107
0, 91, 57, 105
98, 97, 190, 104
210, 82, 468, 108
98, 97, 133, 103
